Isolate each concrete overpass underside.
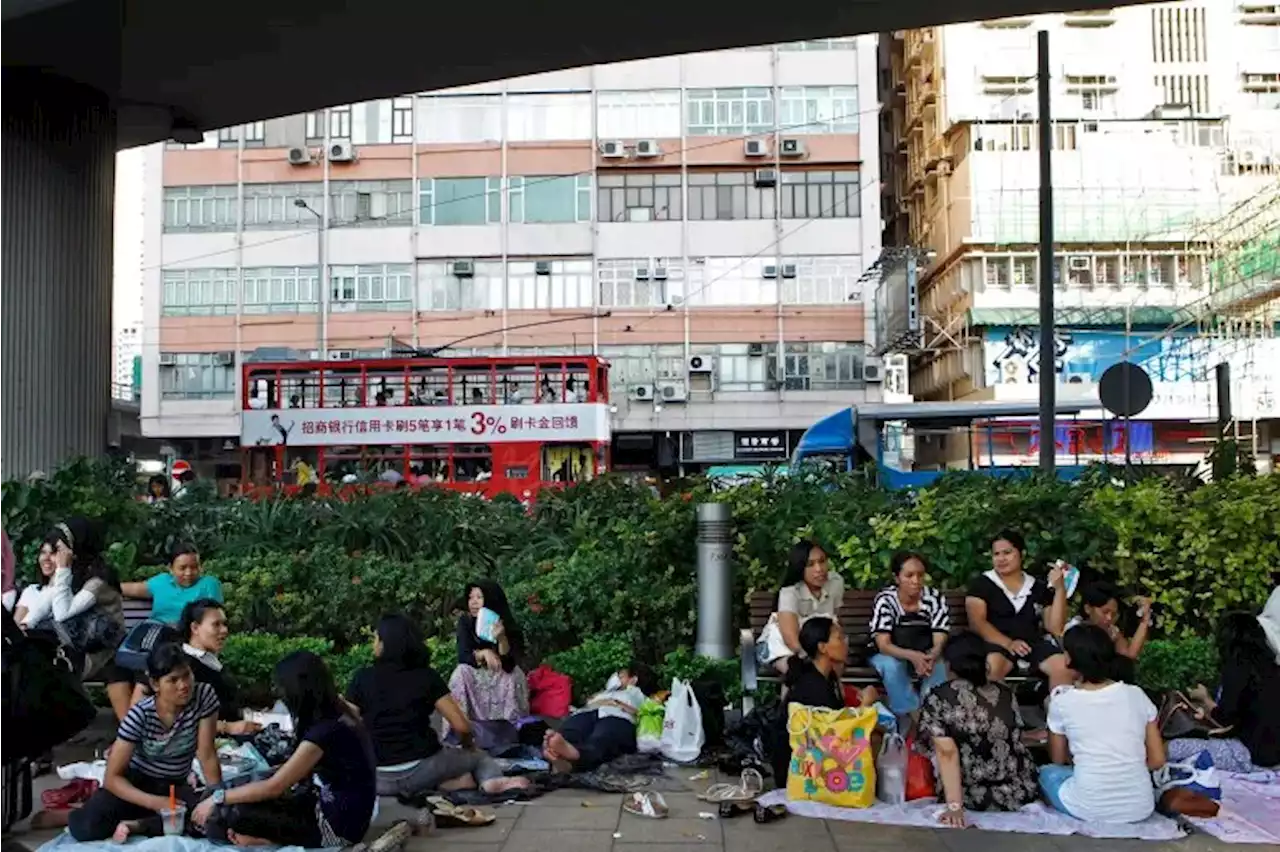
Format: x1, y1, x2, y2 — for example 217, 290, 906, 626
0, 0, 1134, 475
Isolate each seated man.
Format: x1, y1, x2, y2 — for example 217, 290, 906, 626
543, 663, 655, 772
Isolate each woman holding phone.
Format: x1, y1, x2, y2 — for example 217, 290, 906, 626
449, 581, 528, 727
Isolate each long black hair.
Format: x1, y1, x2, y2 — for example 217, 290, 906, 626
375, 613, 433, 670
1217, 610, 1278, 684
464, 580, 522, 654
1063, 623, 1125, 684
943, 631, 990, 686
782, 539, 826, 589
274, 650, 348, 736
44, 517, 119, 592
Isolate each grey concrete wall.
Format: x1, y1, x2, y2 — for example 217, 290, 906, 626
2, 71, 116, 478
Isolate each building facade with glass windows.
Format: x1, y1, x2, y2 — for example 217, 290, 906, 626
140, 37, 886, 474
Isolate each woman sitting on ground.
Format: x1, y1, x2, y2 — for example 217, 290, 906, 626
121, 543, 223, 626
70, 643, 222, 841
7, 540, 56, 626
869, 551, 950, 722
918, 631, 1040, 827
1041, 624, 1165, 824
193, 651, 376, 848
766, 540, 844, 675
1066, 580, 1152, 661
450, 581, 529, 727
346, 614, 530, 798
1175, 611, 1279, 772
965, 529, 1071, 690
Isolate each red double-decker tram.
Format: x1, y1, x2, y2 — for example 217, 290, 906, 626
240, 354, 611, 500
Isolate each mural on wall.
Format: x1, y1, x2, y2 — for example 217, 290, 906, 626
988, 327, 1074, 384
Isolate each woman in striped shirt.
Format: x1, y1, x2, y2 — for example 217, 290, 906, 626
69, 643, 222, 841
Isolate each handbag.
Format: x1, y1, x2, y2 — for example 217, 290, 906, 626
1157, 690, 1231, 740
756, 615, 792, 665
2, 607, 96, 762
890, 612, 934, 653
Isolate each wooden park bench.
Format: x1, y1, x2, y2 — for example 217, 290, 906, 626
739, 588, 1039, 712
84, 598, 153, 687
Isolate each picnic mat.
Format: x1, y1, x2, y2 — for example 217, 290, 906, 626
755, 789, 1185, 840
1189, 770, 1280, 845
37, 833, 335, 852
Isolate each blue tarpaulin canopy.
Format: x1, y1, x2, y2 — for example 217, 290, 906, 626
790, 407, 855, 458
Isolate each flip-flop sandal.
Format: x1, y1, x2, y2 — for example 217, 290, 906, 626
351, 819, 413, 852
718, 801, 754, 819
622, 792, 669, 819
698, 769, 764, 803
423, 796, 495, 828
754, 803, 788, 824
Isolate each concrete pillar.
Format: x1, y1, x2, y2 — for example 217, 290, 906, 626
695, 502, 735, 659
1, 70, 116, 477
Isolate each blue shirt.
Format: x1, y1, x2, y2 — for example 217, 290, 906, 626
146, 574, 223, 625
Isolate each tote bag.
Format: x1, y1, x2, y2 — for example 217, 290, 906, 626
786, 703, 878, 808
660, 678, 705, 763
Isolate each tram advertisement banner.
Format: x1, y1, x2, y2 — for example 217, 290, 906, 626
241, 403, 610, 447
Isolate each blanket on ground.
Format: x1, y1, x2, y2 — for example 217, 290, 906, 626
1188, 770, 1280, 845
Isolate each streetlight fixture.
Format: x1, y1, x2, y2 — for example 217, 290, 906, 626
294, 199, 326, 360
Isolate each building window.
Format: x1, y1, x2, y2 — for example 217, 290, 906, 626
1012, 257, 1037, 287
596, 90, 683, 138
160, 353, 235, 399
417, 261, 504, 311
419, 178, 502, 225
392, 97, 415, 142
242, 182, 324, 229
783, 342, 866, 390
330, 180, 415, 226
781, 256, 864, 305
686, 88, 774, 136
597, 259, 686, 308
596, 173, 682, 222
687, 171, 774, 220
242, 266, 320, 314
778, 170, 860, 218
305, 106, 352, 142
716, 343, 774, 391
216, 122, 266, 148
506, 93, 592, 141
778, 87, 860, 133
161, 268, 237, 316
778, 37, 858, 51
507, 259, 593, 310
509, 175, 591, 223
985, 257, 1011, 288
163, 186, 239, 232
686, 257, 778, 306
328, 264, 413, 312
416, 95, 502, 143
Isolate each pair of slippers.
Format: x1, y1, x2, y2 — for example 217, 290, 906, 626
423, 796, 496, 828
718, 800, 788, 824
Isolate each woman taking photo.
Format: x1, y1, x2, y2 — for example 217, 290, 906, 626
1067, 581, 1151, 661
450, 581, 529, 727
964, 530, 1071, 690
348, 614, 530, 797
1041, 624, 1165, 824
764, 540, 844, 674
869, 551, 950, 719
193, 651, 376, 848
121, 543, 223, 626
919, 632, 1039, 827
70, 643, 222, 841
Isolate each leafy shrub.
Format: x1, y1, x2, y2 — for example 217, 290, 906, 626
1134, 637, 1219, 695
543, 635, 634, 703
221, 634, 334, 706
657, 647, 742, 704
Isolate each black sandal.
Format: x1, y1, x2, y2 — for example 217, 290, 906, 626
753, 803, 788, 824
718, 801, 754, 819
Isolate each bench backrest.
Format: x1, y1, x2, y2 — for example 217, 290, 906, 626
748, 588, 970, 668
122, 598, 153, 631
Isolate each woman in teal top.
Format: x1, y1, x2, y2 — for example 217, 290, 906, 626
121, 544, 223, 625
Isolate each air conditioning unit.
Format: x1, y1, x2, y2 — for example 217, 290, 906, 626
652, 266, 669, 281
535, 260, 552, 275
634, 266, 651, 280
628, 384, 654, 401
762, 264, 779, 279
328, 141, 357, 162
451, 260, 476, 277
687, 355, 714, 374
287, 147, 313, 166
213, 351, 235, 367
657, 380, 688, 402
599, 140, 626, 158
330, 350, 355, 361
747, 343, 766, 357
1068, 256, 1091, 271
159, 353, 177, 367
744, 138, 768, 157
780, 138, 806, 157
754, 168, 778, 188
634, 139, 661, 158
862, 357, 886, 383
781, 263, 798, 279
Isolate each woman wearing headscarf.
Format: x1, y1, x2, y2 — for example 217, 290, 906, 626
448, 581, 529, 729
20, 518, 125, 682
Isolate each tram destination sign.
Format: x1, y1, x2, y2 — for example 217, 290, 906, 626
241, 404, 611, 447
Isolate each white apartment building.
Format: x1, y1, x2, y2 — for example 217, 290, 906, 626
138, 38, 884, 473
881, 2, 1280, 469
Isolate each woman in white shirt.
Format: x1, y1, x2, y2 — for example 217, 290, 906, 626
8, 541, 56, 626
1041, 624, 1165, 823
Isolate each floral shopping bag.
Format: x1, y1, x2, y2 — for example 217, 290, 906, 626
786, 703, 878, 809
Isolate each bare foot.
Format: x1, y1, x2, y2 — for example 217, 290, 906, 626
112, 821, 141, 843
227, 830, 274, 846
544, 732, 580, 763
480, 776, 532, 795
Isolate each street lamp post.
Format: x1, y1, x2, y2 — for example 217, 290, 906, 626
294, 198, 325, 360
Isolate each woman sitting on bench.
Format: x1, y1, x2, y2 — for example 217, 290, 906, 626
964, 530, 1071, 691
766, 540, 843, 674
869, 552, 950, 721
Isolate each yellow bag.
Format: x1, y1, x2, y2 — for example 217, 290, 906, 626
785, 703, 878, 808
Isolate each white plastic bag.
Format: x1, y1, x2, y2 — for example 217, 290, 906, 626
755, 614, 792, 665
877, 733, 907, 805
660, 678, 705, 764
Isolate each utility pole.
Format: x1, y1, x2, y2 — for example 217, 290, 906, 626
1036, 29, 1056, 472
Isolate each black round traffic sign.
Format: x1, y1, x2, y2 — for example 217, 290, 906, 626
1098, 361, 1153, 418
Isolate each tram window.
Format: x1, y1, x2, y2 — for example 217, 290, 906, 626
323, 446, 363, 483
322, 370, 360, 407
544, 444, 593, 482
281, 371, 316, 408
410, 445, 450, 482
248, 376, 275, 409
538, 364, 565, 402
504, 466, 530, 479
453, 444, 493, 482
457, 369, 495, 405
498, 364, 537, 405
567, 364, 591, 402
408, 367, 449, 406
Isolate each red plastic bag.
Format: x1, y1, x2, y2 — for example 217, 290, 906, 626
843, 685, 864, 707
905, 737, 935, 801
527, 665, 572, 718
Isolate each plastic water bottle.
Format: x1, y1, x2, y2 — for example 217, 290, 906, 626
880, 765, 905, 805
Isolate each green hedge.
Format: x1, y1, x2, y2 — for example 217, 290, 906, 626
5, 459, 1276, 698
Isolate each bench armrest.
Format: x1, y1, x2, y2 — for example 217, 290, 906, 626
740, 628, 759, 694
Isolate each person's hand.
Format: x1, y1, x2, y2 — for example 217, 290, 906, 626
492, 618, 505, 640
478, 649, 502, 671
909, 651, 931, 677
1047, 563, 1066, 589
223, 720, 262, 736
191, 796, 215, 828
939, 806, 966, 828
1007, 639, 1032, 657
1135, 596, 1153, 623
1188, 684, 1214, 706
53, 542, 73, 570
